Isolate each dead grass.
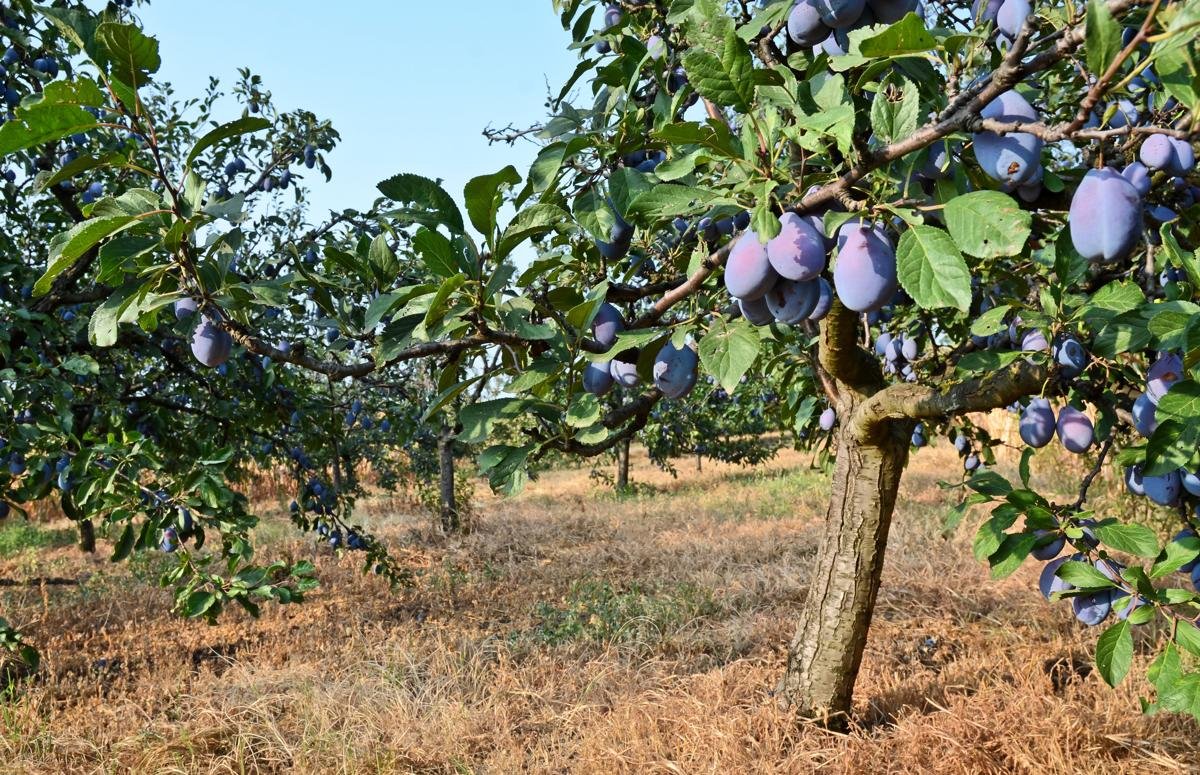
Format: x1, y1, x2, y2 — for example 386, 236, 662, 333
1, 430, 1198, 774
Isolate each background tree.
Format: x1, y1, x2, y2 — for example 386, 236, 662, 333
3, 0, 1200, 731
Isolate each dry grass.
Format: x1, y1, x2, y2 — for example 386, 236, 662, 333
1, 431, 1198, 774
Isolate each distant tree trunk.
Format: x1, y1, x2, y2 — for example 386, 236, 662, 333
438, 420, 458, 533
616, 438, 630, 491
778, 418, 909, 727
78, 519, 95, 553
696, 453, 702, 472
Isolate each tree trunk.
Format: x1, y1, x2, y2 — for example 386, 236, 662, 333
78, 519, 95, 553
778, 420, 910, 726
438, 421, 458, 534
616, 438, 630, 491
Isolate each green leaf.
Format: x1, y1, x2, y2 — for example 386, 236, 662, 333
412, 227, 463, 278
418, 374, 486, 424
970, 304, 1013, 337
989, 532, 1037, 579
590, 328, 668, 361
1085, 0, 1123, 79
1079, 281, 1146, 324
1055, 560, 1115, 589
1092, 313, 1152, 358
1176, 621, 1200, 659
944, 191, 1032, 258
1144, 419, 1200, 477
1150, 534, 1200, 578
1093, 522, 1161, 558
0, 87, 101, 156
857, 13, 937, 57
973, 515, 1008, 562
1155, 32, 1200, 114
423, 274, 468, 328
1019, 447, 1034, 488
698, 317, 760, 394
680, 24, 756, 112
364, 292, 403, 330
36, 6, 101, 58
477, 444, 533, 495
367, 234, 400, 287
459, 399, 529, 445
95, 22, 161, 89
1095, 620, 1133, 688
1156, 380, 1200, 425
895, 225, 972, 312
565, 394, 601, 428
954, 349, 1022, 377
966, 470, 1013, 496
88, 281, 138, 347
185, 116, 271, 168
869, 78, 920, 143
35, 215, 141, 296
627, 183, 732, 220
110, 523, 134, 562
377, 173, 464, 233
183, 591, 217, 618
496, 203, 568, 260
464, 166, 521, 242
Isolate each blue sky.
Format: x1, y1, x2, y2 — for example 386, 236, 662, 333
137, 2, 581, 220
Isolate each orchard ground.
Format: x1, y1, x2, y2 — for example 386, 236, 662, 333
2, 421, 1199, 774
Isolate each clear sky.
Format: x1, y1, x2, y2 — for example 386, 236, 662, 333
136, 2, 581, 221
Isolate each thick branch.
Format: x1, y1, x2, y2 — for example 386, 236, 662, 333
818, 302, 880, 397
851, 359, 1049, 441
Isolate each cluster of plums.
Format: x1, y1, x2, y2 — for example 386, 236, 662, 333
296, 476, 338, 517
1038, 552, 1144, 627
874, 330, 921, 383
727, 210, 894, 327
289, 491, 369, 551
1123, 354, 1200, 508
1018, 399, 1094, 454
1130, 353, 1181, 438
953, 433, 983, 472
584, 303, 700, 400
1069, 158, 1195, 264
787, 0, 920, 57
1034, 521, 1200, 627
593, 3, 656, 55
1, 40, 58, 111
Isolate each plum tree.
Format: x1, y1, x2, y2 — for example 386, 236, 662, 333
3, 0, 1200, 732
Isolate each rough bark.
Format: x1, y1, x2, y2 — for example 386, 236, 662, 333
779, 413, 910, 726
78, 519, 95, 554
616, 438, 631, 491
438, 421, 458, 534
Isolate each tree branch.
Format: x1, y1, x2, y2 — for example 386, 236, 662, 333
850, 359, 1050, 442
